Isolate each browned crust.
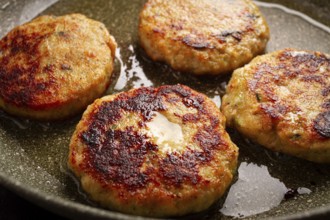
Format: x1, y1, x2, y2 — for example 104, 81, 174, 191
0, 14, 116, 120
69, 84, 238, 216
248, 49, 330, 139
138, 0, 269, 75
75, 85, 229, 189
140, 0, 261, 50
222, 48, 330, 163
0, 24, 57, 109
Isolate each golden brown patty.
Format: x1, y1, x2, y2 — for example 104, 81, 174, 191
0, 14, 117, 120
222, 48, 330, 163
68, 84, 238, 217
138, 0, 269, 75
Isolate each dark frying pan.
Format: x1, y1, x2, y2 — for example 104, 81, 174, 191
0, 0, 329, 219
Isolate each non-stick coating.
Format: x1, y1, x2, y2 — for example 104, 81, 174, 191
0, 0, 329, 219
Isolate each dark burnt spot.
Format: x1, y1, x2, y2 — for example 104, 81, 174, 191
92, 86, 167, 125
229, 32, 242, 41
168, 124, 225, 185
0, 26, 58, 109
57, 31, 70, 39
314, 111, 330, 138
36, 83, 46, 91
283, 70, 300, 78
160, 84, 205, 110
280, 50, 330, 71
322, 87, 330, 97
159, 151, 202, 187
138, 120, 145, 128
248, 64, 272, 91
195, 125, 225, 154
260, 103, 288, 120
182, 113, 199, 123
167, 97, 180, 103
80, 86, 169, 190
10, 31, 49, 54
210, 116, 220, 127
160, 84, 191, 97
215, 31, 242, 42
81, 127, 103, 147
182, 35, 213, 50
302, 75, 325, 85
83, 127, 158, 190
263, 86, 278, 102
322, 99, 330, 109
43, 64, 56, 73
170, 23, 183, 31
94, 101, 122, 125
123, 87, 166, 120
249, 66, 281, 103
249, 50, 329, 118
80, 85, 224, 190
183, 96, 204, 110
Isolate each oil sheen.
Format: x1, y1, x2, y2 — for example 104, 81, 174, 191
0, 0, 329, 220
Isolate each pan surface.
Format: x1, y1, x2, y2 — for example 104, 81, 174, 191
0, 0, 329, 219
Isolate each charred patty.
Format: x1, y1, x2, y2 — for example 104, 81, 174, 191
138, 0, 269, 75
0, 14, 117, 120
222, 48, 330, 163
68, 84, 238, 217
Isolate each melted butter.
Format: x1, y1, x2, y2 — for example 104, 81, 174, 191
145, 112, 184, 154
287, 112, 301, 123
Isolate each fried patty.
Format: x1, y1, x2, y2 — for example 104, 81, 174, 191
68, 84, 238, 217
0, 14, 117, 120
222, 49, 330, 163
138, 0, 269, 75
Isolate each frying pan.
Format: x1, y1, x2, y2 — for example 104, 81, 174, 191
0, 0, 329, 219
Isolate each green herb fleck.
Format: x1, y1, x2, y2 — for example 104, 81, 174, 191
256, 93, 261, 102
291, 133, 301, 140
